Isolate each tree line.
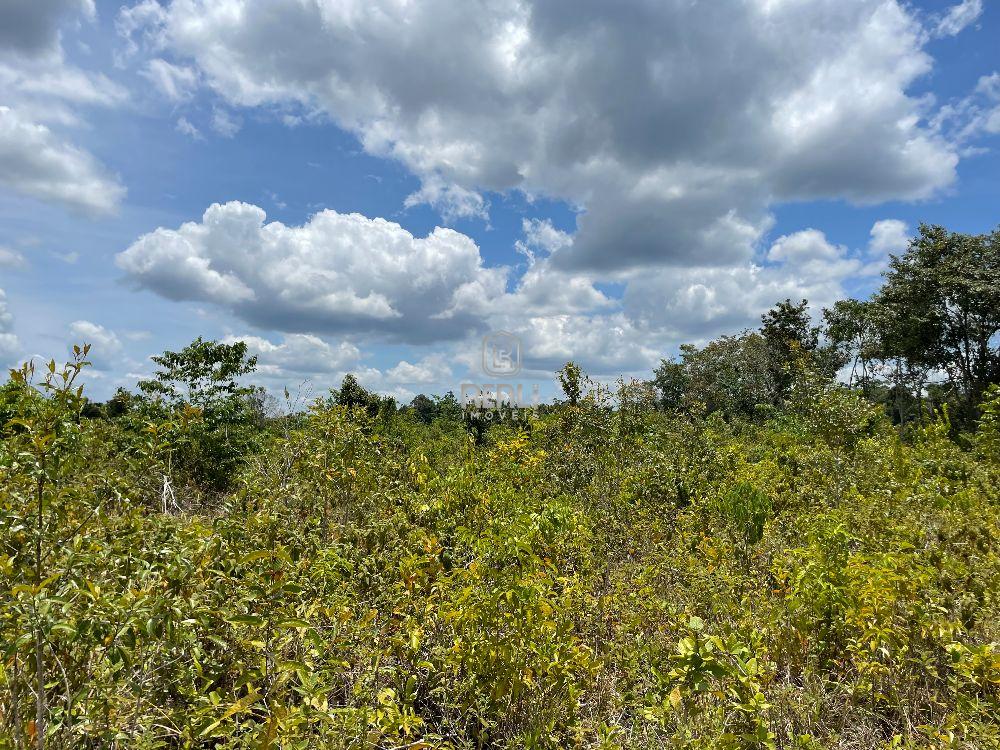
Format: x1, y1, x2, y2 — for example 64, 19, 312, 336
652, 224, 1000, 431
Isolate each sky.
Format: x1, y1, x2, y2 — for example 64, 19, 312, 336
0, 0, 998, 404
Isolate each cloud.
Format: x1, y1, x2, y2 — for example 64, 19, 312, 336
934, 0, 982, 38
385, 355, 453, 385
0, 289, 21, 366
68, 320, 123, 369
515, 218, 572, 263
119, 0, 963, 272
622, 224, 892, 343
223, 333, 361, 376
220, 332, 452, 402
0, 60, 127, 109
404, 176, 489, 223
0, 106, 126, 215
868, 219, 910, 259
0, 0, 124, 111
117, 200, 911, 380
0, 0, 95, 59
210, 107, 241, 138
512, 312, 663, 376
175, 116, 201, 139
142, 58, 199, 101
0, 246, 28, 269
264, 190, 286, 210
933, 73, 1000, 149
978, 74, 1000, 131
0, 1, 127, 216
116, 201, 511, 343
504, 266, 612, 320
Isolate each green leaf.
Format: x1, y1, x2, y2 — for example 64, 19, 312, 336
238, 550, 273, 565
226, 615, 265, 626
275, 618, 311, 630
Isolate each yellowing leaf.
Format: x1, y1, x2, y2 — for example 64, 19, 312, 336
669, 686, 683, 709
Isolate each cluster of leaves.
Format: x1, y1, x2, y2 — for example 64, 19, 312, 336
2, 336, 999, 749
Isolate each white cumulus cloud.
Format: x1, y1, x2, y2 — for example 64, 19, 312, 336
223, 333, 361, 377
0, 0, 127, 216
117, 0, 966, 272
116, 201, 511, 343
868, 219, 910, 259
622, 222, 895, 343
385, 355, 453, 385
68, 320, 123, 369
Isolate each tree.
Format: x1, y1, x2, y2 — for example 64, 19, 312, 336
407, 392, 463, 425
877, 224, 1000, 424
760, 299, 819, 402
0, 376, 39, 428
136, 338, 263, 491
761, 299, 817, 353
105, 387, 132, 418
557, 362, 585, 407
330, 374, 394, 420
409, 394, 438, 424
138, 337, 259, 411
3, 347, 92, 749
678, 333, 777, 418
652, 357, 688, 411
823, 299, 881, 397
435, 391, 464, 422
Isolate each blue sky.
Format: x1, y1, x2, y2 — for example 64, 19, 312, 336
1, 0, 998, 403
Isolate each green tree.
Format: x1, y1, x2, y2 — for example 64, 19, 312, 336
409, 394, 438, 424
3, 347, 92, 749
0, 376, 39, 428
135, 337, 263, 490
877, 224, 1000, 424
823, 298, 882, 397
679, 333, 777, 418
435, 391, 464, 423
652, 357, 689, 411
405, 392, 464, 425
557, 362, 585, 407
329, 373, 393, 419
138, 337, 259, 408
760, 299, 819, 402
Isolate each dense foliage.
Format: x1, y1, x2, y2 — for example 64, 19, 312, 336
1, 343, 999, 749
655, 226, 1000, 431
2, 224, 999, 749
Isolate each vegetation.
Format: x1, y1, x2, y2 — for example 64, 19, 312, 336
1, 225, 1000, 749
